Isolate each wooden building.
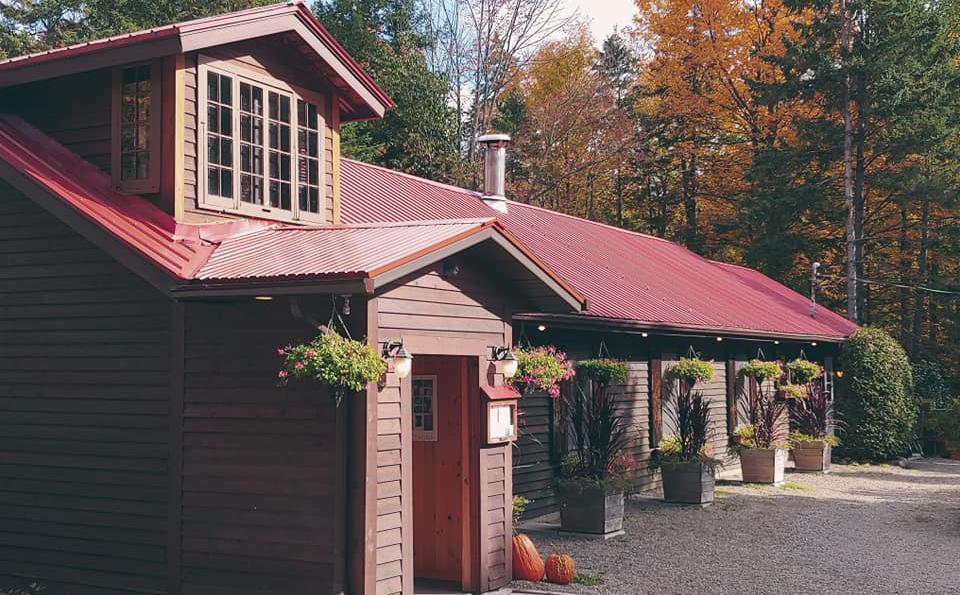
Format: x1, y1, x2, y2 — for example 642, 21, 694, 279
0, 4, 856, 595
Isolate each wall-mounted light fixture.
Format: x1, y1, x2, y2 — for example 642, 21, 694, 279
835, 370, 844, 379
382, 340, 413, 379
489, 346, 519, 380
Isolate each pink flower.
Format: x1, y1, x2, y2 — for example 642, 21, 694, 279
278, 370, 288, 379
294, 361, 305, 370
277, 348, 285, 356
305, 349, 317, 357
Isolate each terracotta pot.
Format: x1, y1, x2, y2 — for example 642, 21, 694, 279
662, 461, 715, 505
739, 448, 786, 485
558, 484, 624, 536
792, 440, 832, 473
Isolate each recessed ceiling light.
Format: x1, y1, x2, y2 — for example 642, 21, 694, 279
716, 337, 723, 342
641, 332, 649, 338
537, 324, 547, 332
254, 296, 273, 301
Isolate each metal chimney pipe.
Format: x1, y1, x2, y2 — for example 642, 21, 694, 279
477, 133, 510, 213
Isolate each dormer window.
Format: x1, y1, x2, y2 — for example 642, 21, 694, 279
112, 63, 161, 193
198, 56, 326, 223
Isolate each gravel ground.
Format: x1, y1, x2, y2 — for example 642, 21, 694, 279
513, 459, 960, 595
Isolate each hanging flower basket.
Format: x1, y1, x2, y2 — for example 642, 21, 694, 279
664, 357, 714, 384
741, 359, 782, 382
785, 358, 822, 385
511, 345, 575, 397
577, 358, 629, 386
278, 332, 386, 400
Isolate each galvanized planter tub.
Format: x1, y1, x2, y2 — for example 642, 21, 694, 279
661, 461, 715, 505
792, 440, 832, 473
739, 448, 787, 485
558, 483, 624, 537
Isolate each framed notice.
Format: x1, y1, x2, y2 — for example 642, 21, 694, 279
412, 375, 438, 442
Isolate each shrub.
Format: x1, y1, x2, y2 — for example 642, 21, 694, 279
914, 360, 952, 409
836, 327, 915, 461
929, 397, 960, 441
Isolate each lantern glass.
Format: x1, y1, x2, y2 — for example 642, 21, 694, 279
393, 348, 413, 380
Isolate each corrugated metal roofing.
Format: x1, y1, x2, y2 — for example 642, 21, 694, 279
339, 159, 858, 340
196, 220, 494, 281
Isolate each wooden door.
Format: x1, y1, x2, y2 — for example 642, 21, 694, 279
412, 356, 467, 583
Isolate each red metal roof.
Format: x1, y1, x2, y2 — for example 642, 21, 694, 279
196, 219, 495, 281
0, 2, 392, 113
339, 159, 858, 340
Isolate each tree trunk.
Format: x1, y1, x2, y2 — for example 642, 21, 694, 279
682, 156, 700, 253
854, 123, 866, 324
912, 195, 930, 355
841, 0, 858, 322
898, 202, 911, 348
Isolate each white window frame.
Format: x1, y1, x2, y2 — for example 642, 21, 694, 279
412, 375, 439, 442
197, 55, 327, 224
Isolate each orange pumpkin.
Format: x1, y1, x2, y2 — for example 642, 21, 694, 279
544, 552, 576, 585
512, 533, 544, 581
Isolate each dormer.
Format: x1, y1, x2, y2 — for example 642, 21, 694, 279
0, 1, 392, 226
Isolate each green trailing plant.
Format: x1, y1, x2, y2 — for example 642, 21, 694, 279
278, 332, 387, 401
664, 357, 714, 384
779, 384, 808, 399
789, 381, 841, 446
512, 345, 575, 398
836, 327, 916, 461
577, 358, 629, 385
785, 359, 822, 385
741, 359, 782, 382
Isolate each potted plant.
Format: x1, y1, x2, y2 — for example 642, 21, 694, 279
653, 357, 721, 505
785, 358, 822, 385
789, 380, 840, 472
511, 345, 575, 397
733, 359, 788, 485
277, 331, 387, 403
557, 358, 632, 536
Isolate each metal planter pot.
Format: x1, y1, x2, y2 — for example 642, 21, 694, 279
558, 484, 625, 537
661, 461, 715, 505
739, 448, 787, 485
792, 440, 832, 473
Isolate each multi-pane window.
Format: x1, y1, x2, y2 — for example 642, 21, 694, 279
206, 72, 234, 199
239, 82, 264, 205
119, 66, 152, 182
267, 91, 292, 210
297, 100, 322, 215
200, 61, 325, 222
112, 62, 159, 193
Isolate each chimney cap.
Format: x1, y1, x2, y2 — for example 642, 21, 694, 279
477, 133, 511, 144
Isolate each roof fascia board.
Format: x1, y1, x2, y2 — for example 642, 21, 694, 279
170, 278, 370, 298
0, 36, 182, 87
512, 313, 848, 344
0, 158, 177, 296
370, 228, 583, 313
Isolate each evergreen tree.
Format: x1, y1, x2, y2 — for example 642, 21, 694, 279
315, 0, 462, 183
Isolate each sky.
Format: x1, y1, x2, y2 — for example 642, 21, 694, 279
565, 0, 637, 43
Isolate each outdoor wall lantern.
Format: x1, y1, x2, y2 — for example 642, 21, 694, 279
382, 340, 413, 380
489, 346, 519, 380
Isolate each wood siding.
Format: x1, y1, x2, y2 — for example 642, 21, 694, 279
477, 447, 511, 592
0, 69, 113, 174
375, 369, 406, 595
180, 300, 339, 595
0, 183, 170, 594
512, 390, 558, 519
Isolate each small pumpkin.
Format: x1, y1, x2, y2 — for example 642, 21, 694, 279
544, 552, 575, 585
512, 533, 544, 581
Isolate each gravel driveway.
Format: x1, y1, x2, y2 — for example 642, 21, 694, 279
514, 460, 960, 595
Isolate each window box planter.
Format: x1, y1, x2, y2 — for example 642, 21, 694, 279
739, 448, 786, 485
661, 461, 715, 505
558, 483, 624, 537
792, 440, 832, 473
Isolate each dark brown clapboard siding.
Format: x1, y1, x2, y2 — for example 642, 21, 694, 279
181, 300, 338, 595
479, 447, 510, 591
0, 69, 113, 174
376, 371, 405, 595
0, 184, 170, 595
512, 390, 557, 518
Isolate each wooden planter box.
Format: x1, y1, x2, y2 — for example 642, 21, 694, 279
943, 439, 960, 460
792, 441, 832, 473
661, 461, 715, 505
558, 484, 624, 537
739, 448, 786, 485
